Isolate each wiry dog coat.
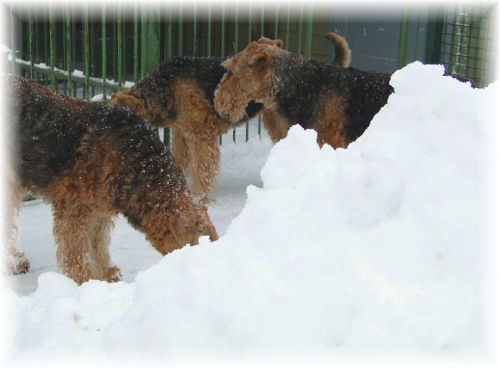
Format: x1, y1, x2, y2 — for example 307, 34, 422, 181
3, 75, 217, 284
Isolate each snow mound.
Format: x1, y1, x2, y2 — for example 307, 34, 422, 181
3, 62, 499, 363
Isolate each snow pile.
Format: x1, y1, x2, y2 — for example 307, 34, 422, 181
2, 62, 499, 364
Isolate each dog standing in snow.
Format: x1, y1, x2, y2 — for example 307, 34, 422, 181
214, 37, 394, 149
108, 33, 352, 201
3, 75, 218, 284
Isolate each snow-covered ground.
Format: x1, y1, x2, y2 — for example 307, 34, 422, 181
2, 62, 500, 367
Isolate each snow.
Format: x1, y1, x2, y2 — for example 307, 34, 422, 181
1, 62, 499, 367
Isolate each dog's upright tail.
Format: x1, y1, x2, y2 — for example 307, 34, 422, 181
326, 32, 352, 68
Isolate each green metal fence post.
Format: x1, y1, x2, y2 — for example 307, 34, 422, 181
102, 4, 107, 100
193, 5, 198, 56
233, 6, 238, 54
285, 5, 291, 49
150, 5, 160, 68
178, 4, 183, 55
304, 4, 313, 57
28, 6, 34, 79
49, 6, 57, 90
117, 4, 123, 90
9, 5, 16, 74
65, 4, 73, 97
274, 4, 279, 39
221, 4, 226, 58
207, 5, 212, 56
297, 4, 303, 54
134, 3, 139, 80
425, 8, 445, 64
83, 5, 90, 99
397, 6, 410, 69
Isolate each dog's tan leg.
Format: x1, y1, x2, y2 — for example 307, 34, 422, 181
90, 215, 121, 283
52, 201, 118, 284
53, 205, 94, 284
2, 179, 30, 275
262, 109, 292, 143
187, 133, 220, 203
170, 127, 189, 172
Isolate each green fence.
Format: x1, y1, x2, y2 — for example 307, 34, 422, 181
439, 3, 497, 87
4, 3, 497, 100
6, 3, 322, 101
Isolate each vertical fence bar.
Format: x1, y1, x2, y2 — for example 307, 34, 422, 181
207, 5, 212, 56
165, 11, 172, 60
178, 4, 183, 55
102, 3, 107, 100
49, 5, 56, 90
28, 6, 34, 79
134, 3, 139, 81
248, 3, 252, 44
9, 5, 16, 74
65, 4, 72, 97
150, 5, 160, 67
140, 5, 146, 74
18, 4, 24, 65
234, 6, 239, 53
274, 4, 279, 38
72, 13, 77, 96
163, 9, 172, 146
163, 9, 172, 145
62, 9, 67, 92
220, 4, 226, 144
245, 4, 253, 141
83, 5, 90, 99
258, 6, 265, 138
90, 11, 96, 97
297, 4, 303, 54
425, 8, 444, 64
44, 16, 49, 69
398, 6, 410, 68
117, 4, 123, 89
221, 4, 225, 57
285, 5, 291, 49
193, 5, 197, 56
304, 4, 313, 57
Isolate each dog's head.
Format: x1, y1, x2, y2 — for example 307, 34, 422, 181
146, 192, 218, 256
214, 38, 285, 123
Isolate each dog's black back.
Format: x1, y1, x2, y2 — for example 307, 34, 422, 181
132, 56, 263, 122
5, 75, 183, 196
6, 75, 91, 188
272, 55, 394, 144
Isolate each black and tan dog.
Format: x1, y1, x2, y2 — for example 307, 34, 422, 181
214, 37, 393, 149
108, 33, 351, 202
3, 75, 218, 284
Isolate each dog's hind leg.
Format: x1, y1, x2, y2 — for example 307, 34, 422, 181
187, 133, 220, 203
52, 200, 119, 284
90, 215, 121, 282
170, 127, 189, 172
2, 178, 30, 275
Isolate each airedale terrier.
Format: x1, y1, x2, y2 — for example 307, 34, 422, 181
3, 75, 218, 284
108, 57, 261, 203
108, 33, 351, 201
214, 37, 394, 149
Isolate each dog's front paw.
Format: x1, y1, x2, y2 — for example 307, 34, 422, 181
4, 251, 31, 275
106, 266, 122, 283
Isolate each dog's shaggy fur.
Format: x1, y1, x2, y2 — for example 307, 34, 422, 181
3, 75, 218, 284
108, 57, 261, 203
108, 33, 351, 201
214, 37, 394, 149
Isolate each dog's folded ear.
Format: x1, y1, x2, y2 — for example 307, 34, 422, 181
257, 37, 283, 48
248, 51, 269, 67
